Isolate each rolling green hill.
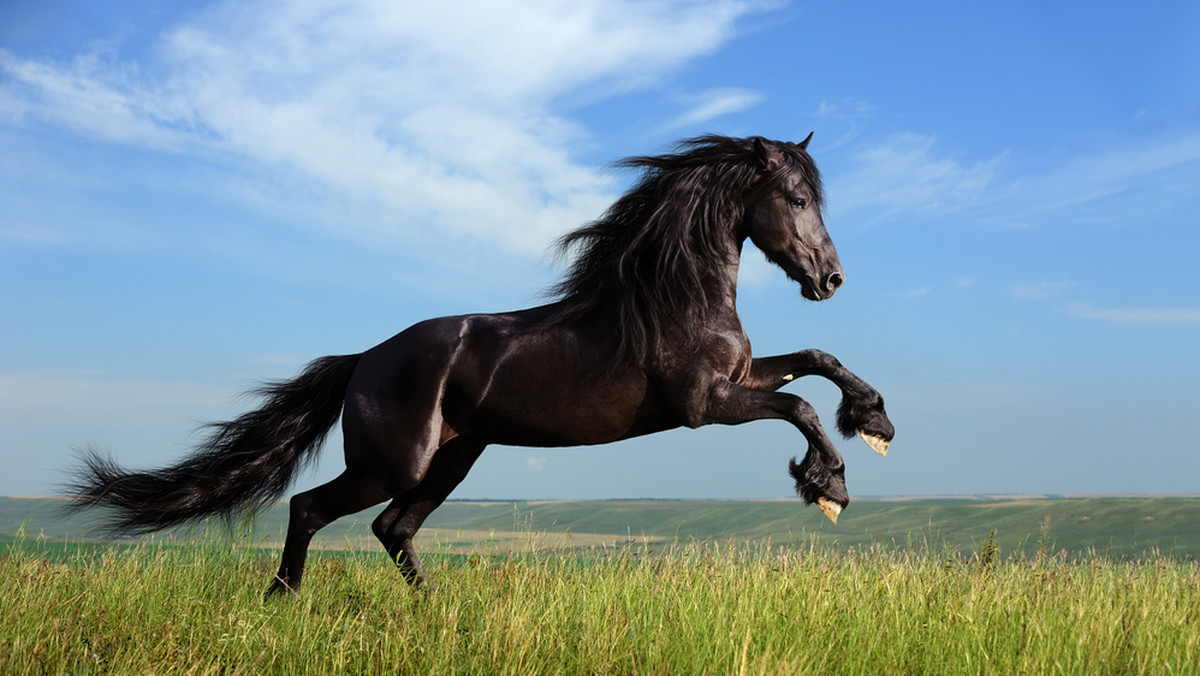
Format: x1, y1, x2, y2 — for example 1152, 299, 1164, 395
2, 495, 1196, 559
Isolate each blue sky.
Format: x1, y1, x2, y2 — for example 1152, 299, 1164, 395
2, 0, 1198, 501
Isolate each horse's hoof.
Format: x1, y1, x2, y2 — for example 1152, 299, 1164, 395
816, 497, 842, 524
858, 431, 890, 456
265, 577, 299, 600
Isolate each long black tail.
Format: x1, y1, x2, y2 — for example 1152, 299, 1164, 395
65, 354, 362, 535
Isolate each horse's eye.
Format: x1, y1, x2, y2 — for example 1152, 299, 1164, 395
788, 197, 807, 209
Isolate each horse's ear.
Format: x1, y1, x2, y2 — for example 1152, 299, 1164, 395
753, 137, 783, 173
799, 132, 814, 150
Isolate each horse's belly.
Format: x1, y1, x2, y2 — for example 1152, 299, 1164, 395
442, 338, 672, 446
449, 370, 672, 447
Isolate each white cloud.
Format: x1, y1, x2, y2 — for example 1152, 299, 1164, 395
1033, 135, 1200, 209
829, 132, 1000, 224
1067, 303, 1200, 325
824, 128, 1200, 235
526, 456, 547, 472
0, 51, 190, 151
737, 249, 781, 289
665, 87, 765, 130
982, 133, 1200, 229
0, 0, 761, 254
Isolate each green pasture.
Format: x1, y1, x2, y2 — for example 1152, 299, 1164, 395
3, 531, 1198, 674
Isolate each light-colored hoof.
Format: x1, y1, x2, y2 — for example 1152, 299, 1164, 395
817, 497, 842, 524
859, 431, 890, 456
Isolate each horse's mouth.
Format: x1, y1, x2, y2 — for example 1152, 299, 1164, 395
799, 283, 825, 301
773, 260, 837, 302
792, 266, 843, 301
797, 276, 835, 301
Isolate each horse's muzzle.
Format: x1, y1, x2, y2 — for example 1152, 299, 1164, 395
823, 271, 844, 296
802, 270, 844, 301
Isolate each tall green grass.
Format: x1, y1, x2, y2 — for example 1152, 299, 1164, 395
3, 535, 1197, 674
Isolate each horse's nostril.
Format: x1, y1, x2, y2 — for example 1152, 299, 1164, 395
826, 272, 844, 291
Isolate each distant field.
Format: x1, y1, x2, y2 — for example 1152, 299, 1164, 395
4, 494, 1198, 559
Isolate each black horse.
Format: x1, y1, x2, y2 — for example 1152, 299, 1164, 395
67, 134, 894, 595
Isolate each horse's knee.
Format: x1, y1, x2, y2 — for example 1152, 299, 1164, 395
791, 397, 820, 429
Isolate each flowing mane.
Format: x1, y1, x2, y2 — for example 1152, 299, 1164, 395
548, 135, 826, 364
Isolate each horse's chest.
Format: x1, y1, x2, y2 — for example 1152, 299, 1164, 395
727, 343, 753, 385
704, 328, 753, 384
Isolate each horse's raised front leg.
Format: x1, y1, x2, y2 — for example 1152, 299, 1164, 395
746, 350, 894, 456
697, 379, 849, 522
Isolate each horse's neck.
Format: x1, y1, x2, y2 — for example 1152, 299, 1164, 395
697, 235, 744, 318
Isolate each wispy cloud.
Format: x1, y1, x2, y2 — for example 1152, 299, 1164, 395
982, 132, 1200, 229
664, 87, 764, 131
829, 132, 1000, 224
813, 99, 873, 120
0, 221, 64, 246
824, 124, 1200, 233
1009, 280, 1075, 300
896, 286, 932, 298
1029, 135, 1200, 211
1067, 303, 1200, 325
0, 0, 761, 254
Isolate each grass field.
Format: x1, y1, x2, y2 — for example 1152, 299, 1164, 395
2, 496, 1198, 674
3, 534, 1197, 674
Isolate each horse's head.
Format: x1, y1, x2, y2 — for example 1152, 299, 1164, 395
743, 134, 843, 301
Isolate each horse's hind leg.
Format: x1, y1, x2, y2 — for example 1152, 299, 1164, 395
268, 470, 391, 596
371, 437, 487, 589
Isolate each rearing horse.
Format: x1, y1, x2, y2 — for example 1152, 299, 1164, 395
67, 134, 894, 594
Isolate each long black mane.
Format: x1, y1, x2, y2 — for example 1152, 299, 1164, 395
547, 135, 825, 365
